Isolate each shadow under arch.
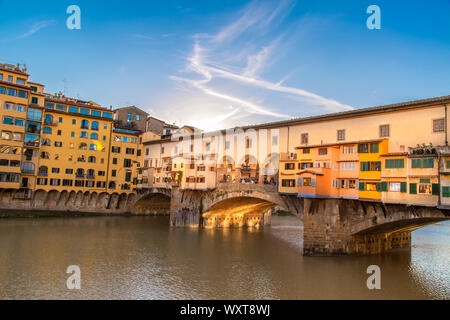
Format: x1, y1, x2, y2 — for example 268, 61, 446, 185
132, 192, 171, 215
202, 196, 277, 228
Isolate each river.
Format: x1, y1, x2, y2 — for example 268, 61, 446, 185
0, 215, 448, 299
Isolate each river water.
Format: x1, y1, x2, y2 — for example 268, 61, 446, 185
0, 215, 448, 300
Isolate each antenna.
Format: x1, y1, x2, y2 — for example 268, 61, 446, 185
63, 78, 68, 96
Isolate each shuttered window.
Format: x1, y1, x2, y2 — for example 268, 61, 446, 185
385, 159, 404, 169
381, 181, 388, 192
442, 186, 450, 197
359, 181, 365, 191
411, 158, 434, 168
370, 143, 379, 153
409, 183, 417, 194
400, 182, 407, 193
432, 184, 440, 196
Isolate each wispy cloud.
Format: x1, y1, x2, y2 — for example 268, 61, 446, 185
16, 20, 56, 39
169, 0, 352, 129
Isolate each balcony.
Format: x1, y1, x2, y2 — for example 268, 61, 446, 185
75, 173, 85, 179
21, 168, 35, 174
38, 171, 48, 176
86, 174, 95, 179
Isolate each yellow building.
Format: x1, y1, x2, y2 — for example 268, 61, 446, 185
0, 63, 33, 193
357, 139, 388, 201
107, 126, 142, 193
36, 94, 114, 193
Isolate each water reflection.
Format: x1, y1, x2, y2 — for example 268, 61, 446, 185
0, 217, 448, 299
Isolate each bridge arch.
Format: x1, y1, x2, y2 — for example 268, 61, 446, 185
131, 189, 172, 215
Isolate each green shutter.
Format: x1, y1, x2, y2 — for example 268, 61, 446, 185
376, 182, 382, 192
398, 159, 405, 168
359, 181, 365, 191
432, 183, 440, 196
385, 159, 392, 169
412, 159, 422, 168
400, 182, 407, 193
381, 181, 388, 192
410, 183, 417, 194
423, 158, 434, 168
370, 143, 379, 153
442, 186, 450, 197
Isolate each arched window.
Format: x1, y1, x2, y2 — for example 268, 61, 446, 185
88, 156, 96, 163
108, 181, 116, 190
38, 166, 48, 176
81, 119, 89, 129
76, 168, 85, 178
40, 152, 49, 159
87, 169, 95, 178
90, 132, 98, 140
43, 127, 52, 134
44, 114, 53, 125
89, 143, 97, 151
91, 121, 99, 131
80, 131, 88, 138
79, 143, 87, 150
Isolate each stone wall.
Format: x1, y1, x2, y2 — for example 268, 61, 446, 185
302, 198, 450, 255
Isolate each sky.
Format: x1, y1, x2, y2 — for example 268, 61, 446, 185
0, 0, 449, 131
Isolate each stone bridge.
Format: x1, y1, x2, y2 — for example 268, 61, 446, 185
1, 185, 448, 256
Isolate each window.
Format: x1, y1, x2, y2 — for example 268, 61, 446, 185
91, 121, 99, 130
318, 148, 327, 155
112, 158, 117, 165
337, 129, 345, 141
385, 159, 404, 169
1, 132, 11, 140
411, 158, 434, 169
81, 119, 89, 129
379, 125, 390, 137
14, 119, 24, 127
90, 133, 98, 140
54, 141, 62, 147
3, 117, 13, 125
125, 172, 132, 182
56, 105, 66, 111
69, 106, 78, 113
419, 184, 432, 194
442, 186, 450, 197
358, 143, 369, 153
79, 143, 87, 150
91, 110, 101, 117
89, 144, 97, 151
302, 148, 310, 154
52, 168, 60, 174
111, 170, 116, 177
72, 119, 76, 125
284, 163, 295, 170
301, 133, 308, 144
27, 108, 42, 121
112, 146, 120, 153
433, 119, 445, 133
124, 159, 132, 167
302, 177, 313, 186
7, 75, 13, 82
80, 131, 88, 138
389, 182, 401, 192
340, 162, 356, 170
66, 169, 73, 174
370, 162, 381, 171
43, 127, 52, 134
342, 145, 355, 154
16, 78, 26, 85
12, 133, 21, 141
365, 182, 378, 191
136, 115, 140, 121
31, 97, 38, 104
281, 179, 295, 187
126, 148, 135, 155
370, 143, 379, 153
57, 130, 61, 136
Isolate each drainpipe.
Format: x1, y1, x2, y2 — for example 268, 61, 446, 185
438, 151, 442, 208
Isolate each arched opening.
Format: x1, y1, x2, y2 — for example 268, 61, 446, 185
133, 192, 171, 215
202, 196, 276, 228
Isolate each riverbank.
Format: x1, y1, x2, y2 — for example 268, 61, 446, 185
0, 209, 126, 219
